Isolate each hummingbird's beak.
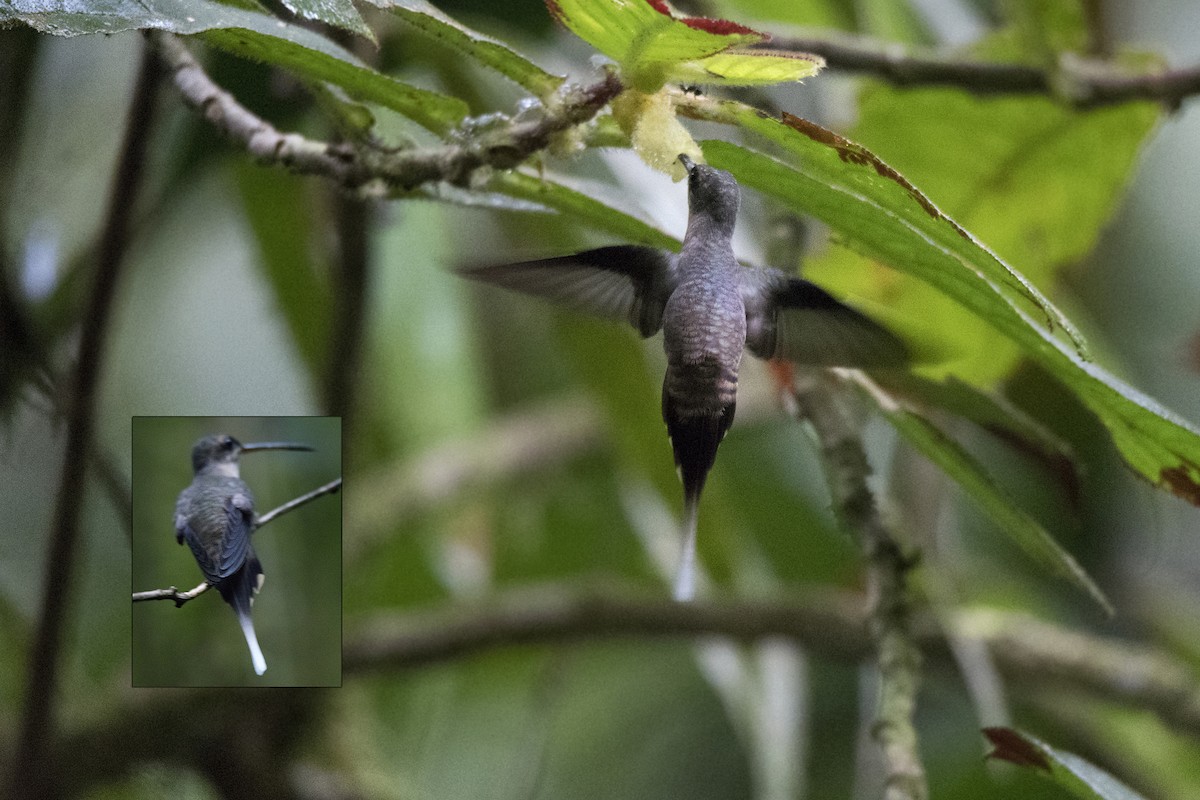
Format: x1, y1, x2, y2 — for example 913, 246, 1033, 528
677, 153, 695, 173
240, 441, 314, 454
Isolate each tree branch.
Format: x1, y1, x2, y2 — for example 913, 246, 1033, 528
150, 32, 622, 192
131, 582, 209, 606
131, 478, 341, 603
342, 582, 1200, 740
324, 193, 371, 438
254, 478, 342, 528
344, 582, 869, 671
759, 32, 1200, 109
788, 370, 927, 800
9, 38, 161, 800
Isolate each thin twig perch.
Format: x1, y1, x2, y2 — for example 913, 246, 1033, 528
131, 478, 342, 604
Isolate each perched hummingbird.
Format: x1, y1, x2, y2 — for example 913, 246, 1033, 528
174, 434, 313, 675
459, 154, 906, 600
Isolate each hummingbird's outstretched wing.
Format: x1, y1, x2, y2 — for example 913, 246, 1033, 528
741, 267, 909, 367
458, 246, 679, 337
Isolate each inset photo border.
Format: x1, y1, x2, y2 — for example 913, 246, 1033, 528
131, 416, 342, 687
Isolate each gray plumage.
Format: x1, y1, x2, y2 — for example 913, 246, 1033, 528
458, 155, 906, 600
174, 434, 312, 675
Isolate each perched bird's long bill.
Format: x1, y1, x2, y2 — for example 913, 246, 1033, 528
239, 442, 314, 454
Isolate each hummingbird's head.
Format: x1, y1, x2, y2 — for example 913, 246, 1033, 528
190, 434, 244, 475
191, 434, 314, 475
678, 154, 739, 234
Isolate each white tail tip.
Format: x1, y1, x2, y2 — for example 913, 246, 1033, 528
673, 498, 699, 602
238, 611, 267, 675
673, 560, 696, 602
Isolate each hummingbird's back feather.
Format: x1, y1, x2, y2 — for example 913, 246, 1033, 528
175, 470, 266, 673
175, 476, 255, 583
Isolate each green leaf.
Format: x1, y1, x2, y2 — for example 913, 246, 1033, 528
984, 727, 1147, 800
880, 373, 1074, 467
698, 121, 1082, 351
197, 27, 467, 136
811, 84, 1159, 383
0, 0, 467, 135
1001, 0, 1090, 59
306, 81, 379, 140
854, 377, 1110, 611
673, 49, 823, 86
546, 0, 821, 91
548, 0, 759, 65
279, 0, 375, 41
699, 133, 1200, 507
488, 171, 680, 250
366, 0, 565, 99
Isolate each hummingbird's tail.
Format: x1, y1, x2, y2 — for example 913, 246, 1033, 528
237, 608, 267, 675
217, 551, 267, 675
662, 374, 737, 603
673, 492, 701, 601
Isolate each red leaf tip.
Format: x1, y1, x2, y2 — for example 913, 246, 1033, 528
982, 728, 1052, 772
643, 0, 764, 38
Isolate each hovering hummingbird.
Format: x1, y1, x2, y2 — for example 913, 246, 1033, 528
174, 434, 313, 675
459, 154, 906, 600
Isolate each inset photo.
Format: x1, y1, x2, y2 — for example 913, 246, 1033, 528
132, 416, 342, 687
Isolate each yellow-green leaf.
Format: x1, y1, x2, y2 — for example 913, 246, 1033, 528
546, 0, 764, 90
671, 49, 824, 86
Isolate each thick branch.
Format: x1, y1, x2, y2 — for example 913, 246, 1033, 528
9, 39, 160, 800
760, 33, 1200, 109
345, 583, 868, 671
46, 583, 1200, 798
790, 371, 927, 800
342, 583, 1200, 740
151, 32, 622, 192
131, 478, 341, 603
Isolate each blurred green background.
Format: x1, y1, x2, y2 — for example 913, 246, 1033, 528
2, 0, 1200, 798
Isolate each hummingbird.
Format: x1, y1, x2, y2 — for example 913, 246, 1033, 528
174, 434, 313, 675
459, 154, 906, 600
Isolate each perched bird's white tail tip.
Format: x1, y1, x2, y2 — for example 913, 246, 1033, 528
238, 611, 267, 675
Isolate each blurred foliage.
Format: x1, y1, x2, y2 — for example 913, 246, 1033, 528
2, 0, 1200, 798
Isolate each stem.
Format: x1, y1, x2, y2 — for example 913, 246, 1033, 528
255, 478, 342, 528
324, 194, 371, 438
790, 372, 927, 800
9, 37, 161, 800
